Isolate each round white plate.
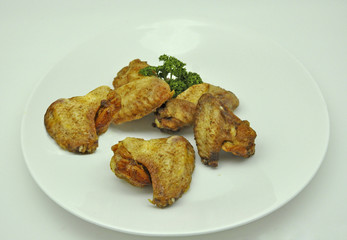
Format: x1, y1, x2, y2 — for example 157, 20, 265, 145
21, 20, 329, 236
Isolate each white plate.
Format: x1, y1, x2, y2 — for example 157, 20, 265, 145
21, 20, 329, 236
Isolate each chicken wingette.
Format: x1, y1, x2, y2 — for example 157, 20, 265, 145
44, 86, 120, 153
96, 76, 173, 126
110, 136, 195, 208
194, 93, 256, 167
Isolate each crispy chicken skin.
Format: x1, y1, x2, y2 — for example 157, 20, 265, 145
94, 91, 122, 135
194, 93, 256, 167
177, 83, 239, 110
113, 59, 150, 88
154, 83, 239, 132
103, 76, 173, 125
110, 136, 195, 208
44, 86, 115, 153
153, 98, 196, 133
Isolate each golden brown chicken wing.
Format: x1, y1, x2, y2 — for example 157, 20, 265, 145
194, 93, 256, 167
44, 86, 117, 153
97, 76, 173, 125
113, 59, 151, 88
110, 136, 195, 208
153, 83, 239, 132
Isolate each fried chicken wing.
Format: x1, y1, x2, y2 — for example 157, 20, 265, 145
44, 86, 116, 153
113, 59, 150, 88
194, 93, 256, 167
110, 136, 195, 208
97, 76, 173, 125
153, 83, 239, 132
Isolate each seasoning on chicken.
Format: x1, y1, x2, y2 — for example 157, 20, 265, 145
113, 59, 151, 88
44, 86, 118, 153
97, 76, 173, 126
154, 83, 239, 132
94, 90, 122, 135
152, 98, 197, 133
110, 136, 195, 208
194, 93, 256, 167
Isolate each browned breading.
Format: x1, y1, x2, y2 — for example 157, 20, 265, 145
110, 136, 195, 208
113, 59, 151, 88
153, 83, 239, 132
44, 86, 114, 153
194, 93, 256, 167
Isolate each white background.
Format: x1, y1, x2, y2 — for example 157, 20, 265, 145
1, 1, 346, 239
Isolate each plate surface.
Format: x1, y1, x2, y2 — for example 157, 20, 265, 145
21, 20, 329, 236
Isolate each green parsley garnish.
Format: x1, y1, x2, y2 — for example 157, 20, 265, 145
139, 54, 203, 97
